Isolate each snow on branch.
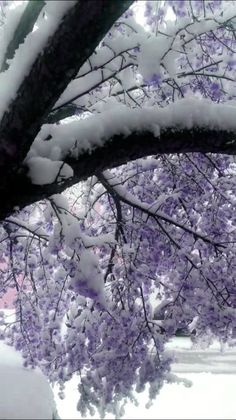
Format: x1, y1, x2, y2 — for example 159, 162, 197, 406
29, 98, 236, 165
0, 0, 133, 197
0, 1, 76, 122
0, 119, 235, 223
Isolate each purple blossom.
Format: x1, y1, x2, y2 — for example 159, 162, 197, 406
145, 73, 162, 87
0, 0, 236, 417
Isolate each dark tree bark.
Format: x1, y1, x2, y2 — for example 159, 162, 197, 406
0, 1, 236, 222
0, 1, 46, 72
1, 127, 236, 221
0, 0, 133, 209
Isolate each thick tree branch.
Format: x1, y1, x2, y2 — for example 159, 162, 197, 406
0, 0, 133, 193
0, 127, 236, 222
0, 1, 46, 73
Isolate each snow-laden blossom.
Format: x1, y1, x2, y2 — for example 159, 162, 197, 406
1, 0, 236, 418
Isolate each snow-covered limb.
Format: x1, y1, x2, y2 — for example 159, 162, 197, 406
0, 0, 133, 210
29, 98, 236, 162
0, 121, 235, 221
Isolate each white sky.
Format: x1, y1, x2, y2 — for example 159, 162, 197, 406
132, 0, 175, 27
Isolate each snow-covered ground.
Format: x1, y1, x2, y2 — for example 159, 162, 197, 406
0, 342, 59, 420
56, 338, 236, 419
1, 337, 236, 419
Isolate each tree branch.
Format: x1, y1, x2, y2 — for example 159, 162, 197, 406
0, 0, 133, 195
0, 1, 46, 73
0, 126, 236, 221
